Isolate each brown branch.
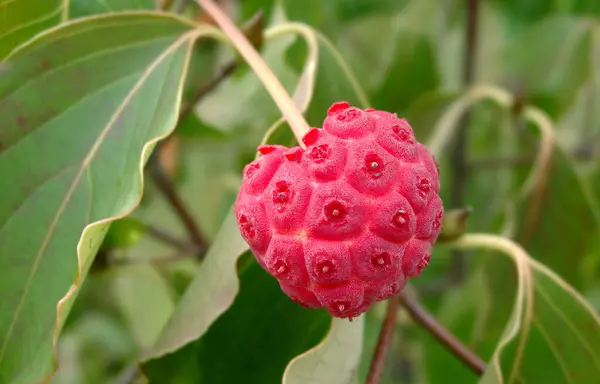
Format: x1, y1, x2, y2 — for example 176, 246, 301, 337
143, 8, 263, 258
449, 0, 480, 283
143, 224, 198, 253
399, 291, 486, 375
365, 295, 400, 384
178, 8, 264, 121
178, 60, 238, 121
147, 155, 207, 256
174, 0, 191, 13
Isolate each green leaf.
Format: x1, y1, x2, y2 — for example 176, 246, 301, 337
297, 32, 368, 124
370, 30, 439, 114
512, 147, 600, 288
283, 316, 365, 384
420, 267, 493, 384
102, 217, 145, 249
53, 309, 136, 383
144, 253, 331, 383
194, 9, 299, 138
0, 0, 64, 60
490, 0, 600, 34
68, 0, 156, 18
447, 234, 600, 384
143, 21, 371, 382
281, 0, 410, 38
500, 15, 593, 118
241, 0, 277, 26
110, 265, 177, 350
142, 210, 250, 360
0, 13, 213, 382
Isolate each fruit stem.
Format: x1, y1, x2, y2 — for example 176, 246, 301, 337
399, 290, 487, 375
196, 0, 311, 146
365, 295, 400, 384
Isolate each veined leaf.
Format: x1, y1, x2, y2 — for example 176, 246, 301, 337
283, 316, 365, 384
0, 0, 65, 60
500, 15, 593, 118
450, 234, 600, 384
512, 146, 600, 288
143, 253, 331, 383
0, 12, 219, 383
144, 20, 368, 383
142, 209, 250, 360
69, 0, 156, 18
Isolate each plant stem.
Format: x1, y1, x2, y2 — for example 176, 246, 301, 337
196, 0, 312, 146
365, 295, 400, 384
399, 290, 487, 376
449, 0, 480, 283
147, 155, 206, 256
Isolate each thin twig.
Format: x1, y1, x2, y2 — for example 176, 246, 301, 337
178, 9, 264, 121
143, 224, 198, 253
399, 290, 487, 375
449, 0, 480, 283
178, 60, 238, 120
174, 0, 191, 13
365, 295, 400, 384
147, 155, 206, 255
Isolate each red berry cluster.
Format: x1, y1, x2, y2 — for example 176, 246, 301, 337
235, 102, 443, 318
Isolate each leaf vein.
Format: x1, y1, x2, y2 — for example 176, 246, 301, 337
0, 30, 196, 365
0, 6, 62, 42
531, 317, 575, 384
534, 281, 600, 371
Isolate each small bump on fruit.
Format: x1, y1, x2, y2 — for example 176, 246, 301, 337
235, 102, 443, 319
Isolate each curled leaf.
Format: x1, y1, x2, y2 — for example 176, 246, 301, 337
449, 234, 600, 383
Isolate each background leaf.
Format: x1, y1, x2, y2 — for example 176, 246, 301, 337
0, 13, 202, 382
499, 15, 594, 118
0, 0, 64, 60
483, 256, 600, 383
68, 0, 156, 18
142, 210, 250, 360
283, 316, 365, 384
143, 253, 331, 383
512, 146, 600, 288
370, 30, 439, 114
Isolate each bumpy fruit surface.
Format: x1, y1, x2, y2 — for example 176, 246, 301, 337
234, 102, 443, 318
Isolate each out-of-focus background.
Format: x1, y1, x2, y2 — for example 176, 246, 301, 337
43, 0, 600, 383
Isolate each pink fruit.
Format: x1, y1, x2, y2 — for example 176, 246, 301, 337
234, 102, 443, 319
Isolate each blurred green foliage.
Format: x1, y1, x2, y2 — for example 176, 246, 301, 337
1, 0, 599, 383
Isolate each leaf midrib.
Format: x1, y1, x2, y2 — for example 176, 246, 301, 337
534, 282, 600, 371
0, 29, 196, 365
531, 317, 575, 384
0, 72, 140, 230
